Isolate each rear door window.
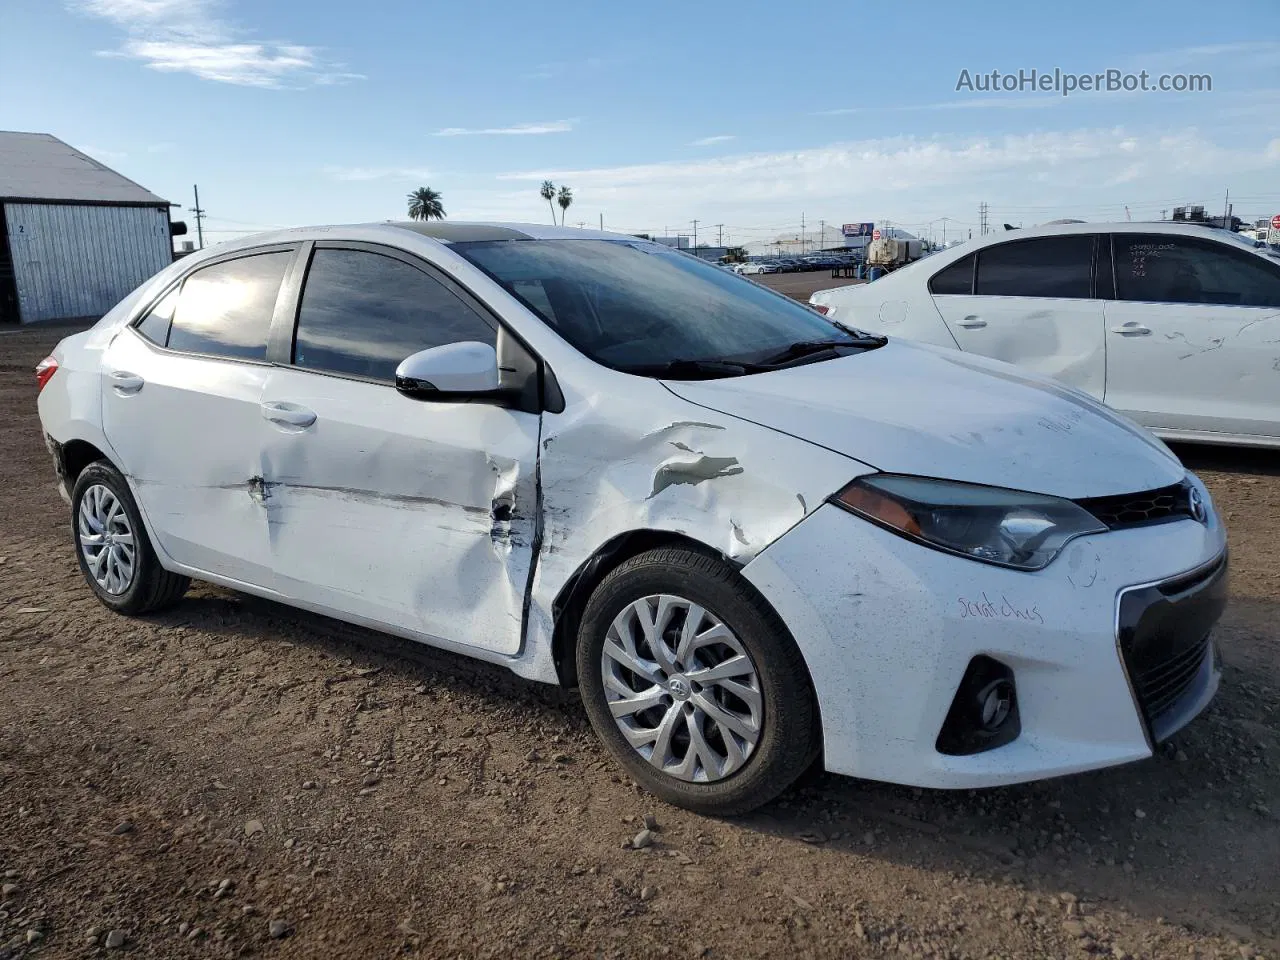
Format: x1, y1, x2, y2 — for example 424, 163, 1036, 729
292, 248, 496, 382
974, 236, 1094, 298
165, 252, 292, 360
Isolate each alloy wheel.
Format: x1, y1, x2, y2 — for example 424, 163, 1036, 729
78, 483, 136, 595
601, 594, 763, 783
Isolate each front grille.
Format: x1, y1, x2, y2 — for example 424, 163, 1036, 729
1117, 554, 1227, 741
1130, 633, 1211, 722
1077, 479, 1194, 530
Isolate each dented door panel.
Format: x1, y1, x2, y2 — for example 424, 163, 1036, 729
259, 367, 539, 656
100, 329, 274, 585
933, 296, 1107, 399
1104, 301, 1280, 439
518, 374, 869, 672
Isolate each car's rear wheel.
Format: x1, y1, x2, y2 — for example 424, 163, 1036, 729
576, 546, 819, 815
71, 461, 189, 615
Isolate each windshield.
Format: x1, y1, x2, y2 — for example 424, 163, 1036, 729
454, 239, 873, 374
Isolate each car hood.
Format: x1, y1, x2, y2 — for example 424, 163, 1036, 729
662, 339, 1184, 499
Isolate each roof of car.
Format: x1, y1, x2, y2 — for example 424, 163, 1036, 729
961, 220, 1246, 245
389, 221, 623, 243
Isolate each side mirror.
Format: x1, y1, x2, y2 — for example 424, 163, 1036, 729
395, 341, 500, 400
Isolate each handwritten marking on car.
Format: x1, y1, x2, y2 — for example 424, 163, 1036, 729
957, 593, 1045, 625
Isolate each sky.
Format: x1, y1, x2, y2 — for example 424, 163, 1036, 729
3, 0, 1279, 249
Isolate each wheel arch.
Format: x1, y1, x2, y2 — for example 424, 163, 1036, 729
548, 530, 823, 743
58, 438, 113, 485
549, 530, 737, 687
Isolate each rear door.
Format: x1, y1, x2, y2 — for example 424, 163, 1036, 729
258, 242, 541, 655
1103, 232, 1280, 439
100, 246, 298, 585
930, 234, 1107, 398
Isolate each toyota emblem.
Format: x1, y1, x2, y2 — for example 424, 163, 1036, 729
1189, 485, 1207, 524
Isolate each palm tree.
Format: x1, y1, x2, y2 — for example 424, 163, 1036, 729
539, 180, 557, 224
406, 187, 445, 221
556, 185, 573, 226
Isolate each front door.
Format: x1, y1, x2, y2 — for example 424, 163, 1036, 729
1103, 232, 1280, 439
931, 234, 1107, 398
100, 247, 296, 586
259, 243, 540, 655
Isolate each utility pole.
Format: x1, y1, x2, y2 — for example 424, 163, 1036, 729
1160, 209, 1167, 221
599, 213, 603, 231
710, 223, 723, 247
819, 219, 825, 251
978, 202, 989, 236
1223, 188, 1231, 228
691, 219, 699, 250
942, 219, 946, 246
190, 184, 206, 249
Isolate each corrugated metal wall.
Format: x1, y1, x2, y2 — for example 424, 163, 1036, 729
3, 202, 171, 323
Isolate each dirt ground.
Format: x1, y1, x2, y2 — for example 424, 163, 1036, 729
1, 321, 1278, 960
757, 272, 863, 301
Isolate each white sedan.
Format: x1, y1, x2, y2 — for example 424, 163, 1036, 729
37, 222, 1226, 814
810, 221, 1280, 448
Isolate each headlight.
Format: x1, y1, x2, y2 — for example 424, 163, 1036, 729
831, 474, 1107, 571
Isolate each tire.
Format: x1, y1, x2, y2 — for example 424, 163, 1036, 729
576, 546, 820, 815
71, 460, 190, 615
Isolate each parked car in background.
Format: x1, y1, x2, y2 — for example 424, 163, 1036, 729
810, 221, 1280, 448
740, 261, 778, 275
38, 222, 1226, 816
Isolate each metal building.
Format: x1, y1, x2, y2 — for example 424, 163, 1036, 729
0, 131, 172, 324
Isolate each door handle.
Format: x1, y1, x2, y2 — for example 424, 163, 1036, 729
956, 316, 986, 329
261, 402, 317, 429
1111, 322, 1151, 336
109, 371, 144, 395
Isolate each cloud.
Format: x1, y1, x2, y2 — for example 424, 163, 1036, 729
70, 0, 362, 87
691, 135, 736, 147
521, 57, 610, 81
81, 145, 129, 161
434, 120, 576, 137
324, 165, 436, 182
816, 97, 1061, 116
494, 126, 1280, 228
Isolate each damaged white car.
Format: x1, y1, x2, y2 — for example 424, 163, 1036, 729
810, 221, 1280, 448
37, 223, 1228, 815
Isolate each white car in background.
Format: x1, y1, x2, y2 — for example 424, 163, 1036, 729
37, 222, 1227, 815
810, 221, 1280, 448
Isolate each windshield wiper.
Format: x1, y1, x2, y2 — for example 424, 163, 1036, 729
757, 335, 887, 368
618, 357, 770, 379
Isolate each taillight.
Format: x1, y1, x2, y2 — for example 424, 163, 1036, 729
35, 356, 58, 392
811, 303, 830, 315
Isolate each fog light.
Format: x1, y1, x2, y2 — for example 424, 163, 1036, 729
977, 679, 1014, 731
936, 656, 1020, 756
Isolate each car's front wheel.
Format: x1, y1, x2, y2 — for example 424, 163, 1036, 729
71, 460, 190, 615
576, 546, 820, 815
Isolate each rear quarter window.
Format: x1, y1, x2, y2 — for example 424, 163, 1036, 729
928, 254, 975, 295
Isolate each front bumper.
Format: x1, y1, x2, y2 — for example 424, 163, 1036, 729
741, 484, 1227, 789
